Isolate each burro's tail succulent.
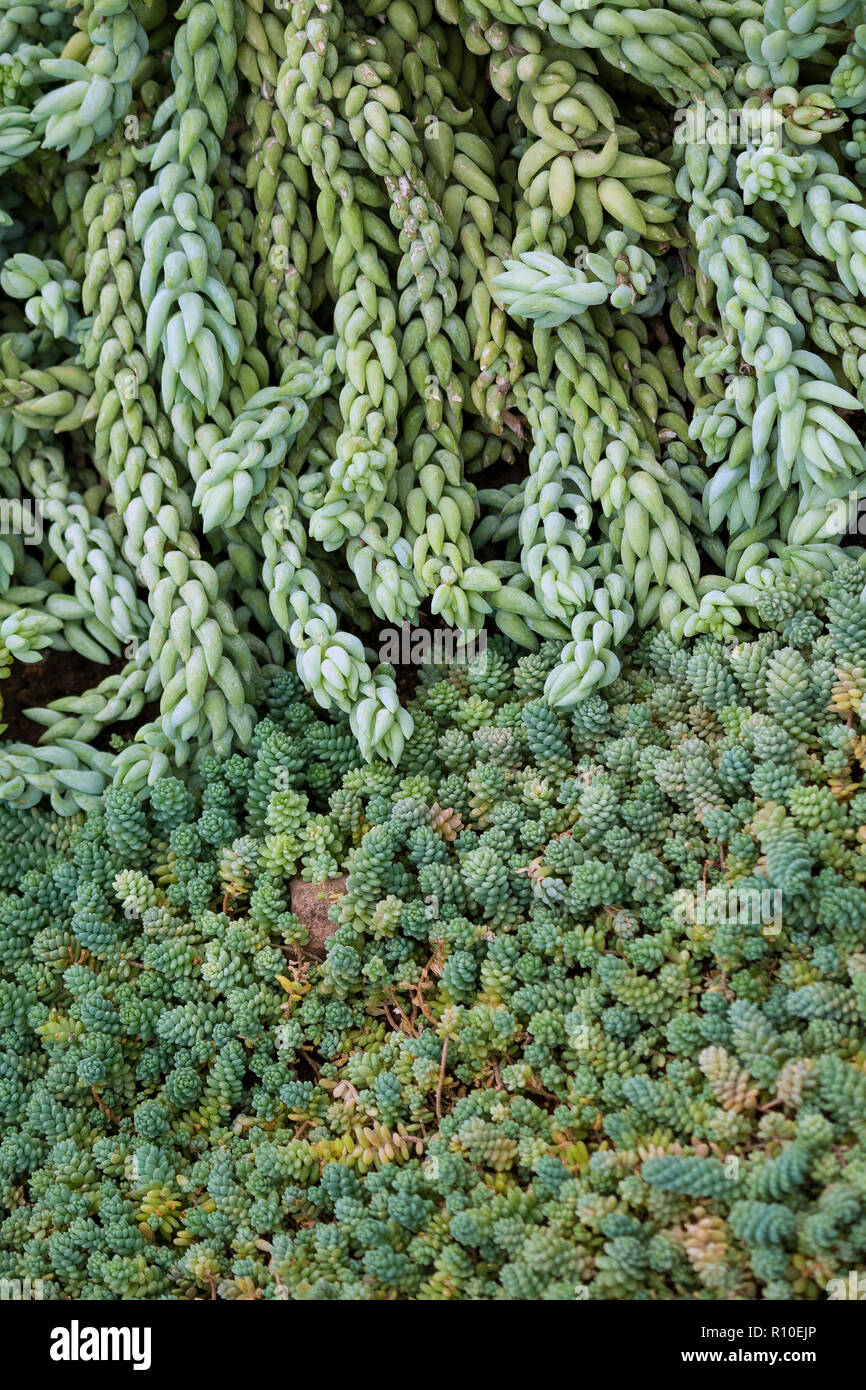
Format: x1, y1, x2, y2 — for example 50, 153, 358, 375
0, 0, 865, 808
495, 231, 662, 326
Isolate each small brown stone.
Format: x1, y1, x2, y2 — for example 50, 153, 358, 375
290, 876, 347, 956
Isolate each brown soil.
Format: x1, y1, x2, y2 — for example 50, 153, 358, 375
1, 648, 159, 750
290, 875, 347, 955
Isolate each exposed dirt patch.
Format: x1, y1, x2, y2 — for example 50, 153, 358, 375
290, 874, 347, 956
0, 648, 158, 750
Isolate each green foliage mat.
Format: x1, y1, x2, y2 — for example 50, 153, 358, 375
3, 570, 866, 1298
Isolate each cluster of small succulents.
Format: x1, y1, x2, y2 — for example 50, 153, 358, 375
1, 562, 866, 1299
